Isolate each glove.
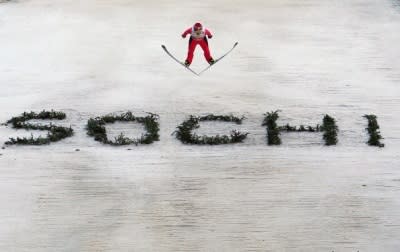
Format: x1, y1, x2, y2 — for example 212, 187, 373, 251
208, 35, 213, 39
182, 34, 186, 38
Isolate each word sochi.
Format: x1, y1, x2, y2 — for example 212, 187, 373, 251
2, 110, 384, 147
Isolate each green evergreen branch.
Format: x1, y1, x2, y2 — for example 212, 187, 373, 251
86, 112, 160, 146
364, 115, 384, 147
4, 110, 73, 146
262, 110, 282, 145
175, 114, 248, 145
321, 115, 338, 146
263, 111, 336, 145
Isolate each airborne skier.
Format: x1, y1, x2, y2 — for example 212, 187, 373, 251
181, 22, 215, 67
161, 23, 238, 75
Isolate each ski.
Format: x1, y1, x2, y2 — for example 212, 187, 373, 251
198, 42, 238, 75
161, 45, 199, 76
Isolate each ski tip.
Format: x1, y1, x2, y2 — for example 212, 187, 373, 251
234, 42, 239, 46
161, 45, 166, 48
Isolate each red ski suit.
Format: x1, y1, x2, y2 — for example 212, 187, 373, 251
182, 27, 213, 64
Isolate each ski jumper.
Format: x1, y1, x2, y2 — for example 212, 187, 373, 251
182, 24, 213, 64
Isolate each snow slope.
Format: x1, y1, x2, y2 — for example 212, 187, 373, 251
1, 0, 400, 251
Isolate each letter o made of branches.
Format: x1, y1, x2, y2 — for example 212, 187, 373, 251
86, 112, 160, 146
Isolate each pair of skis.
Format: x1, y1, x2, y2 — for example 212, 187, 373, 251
161, 42, 238, 76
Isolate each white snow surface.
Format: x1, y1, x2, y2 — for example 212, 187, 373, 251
1, 0, 400, 251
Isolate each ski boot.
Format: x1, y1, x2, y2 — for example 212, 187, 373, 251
208, 58, 215, 65
184, 60, 190, 67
